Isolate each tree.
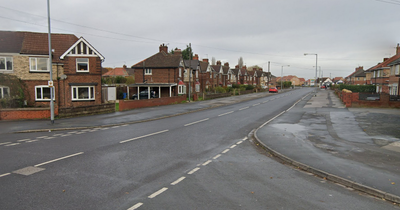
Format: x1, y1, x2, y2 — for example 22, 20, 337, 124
238, 57, 244, 69
182, 45, 193, 60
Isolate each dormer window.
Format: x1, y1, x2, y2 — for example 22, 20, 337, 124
76, 58, 89, 72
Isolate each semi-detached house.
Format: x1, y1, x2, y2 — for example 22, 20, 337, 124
0, 31, 105, 109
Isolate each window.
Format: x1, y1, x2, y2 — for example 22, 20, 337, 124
178, 85, 186, 94
179, 68, 182, 77
76, 58, 89, 72
35, 86, 54, 101
145, 69, 152, 75
396, 65, 400, 75
0, 57, 13, 71
0, 86, 10, 99
30, 57, 49, 72
72, 86, 95, 100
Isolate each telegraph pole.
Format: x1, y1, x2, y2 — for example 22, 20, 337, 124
47, 0, 54, 124
188, 43, 192, 102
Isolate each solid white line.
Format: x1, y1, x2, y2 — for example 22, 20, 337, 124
148, 187, 168, 198
171, 176, 186, 185
202, 160, 212, 166
230, 145, 237, 149
5, 143, 20, 147
0, 173, 10, 178
0, 142, 11, 145
127, 202, 143, 210
218, 111, 234, 117
243, 137, 248, 141
237, 140, 243, 145
188, 167, 200, 174
253, 103, 260, 106
34, 152, 84, 167
239, 107, 249, 111
120, 130, 169, 143
213, 154, 221, 159
222, 149, 230, 153
184, 118, 209, 127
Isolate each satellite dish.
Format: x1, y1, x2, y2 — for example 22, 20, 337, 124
60, 74, 67, 80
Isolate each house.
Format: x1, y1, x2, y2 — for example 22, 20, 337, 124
333, 77, 344, 84
345, 66, 366, 85
0, 31, 105, 108
183, 59, 199, 94
130, 44, 185, 98
388, 56, 400, 97
365, 44, 400, 93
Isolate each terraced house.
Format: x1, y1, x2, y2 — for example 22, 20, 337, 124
0, 31, 105, 108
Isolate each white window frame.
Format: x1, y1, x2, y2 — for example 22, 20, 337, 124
35, 85, 55, 101
30, 57, 49, 72
0, 56, 13, 71
396, 65, 400, 75
178, 85, 186, 94
0, 86, 10, 99
179, 68, 182, 77
145, 69, 152, 75
71, 86, 95, 101
76, 58, 89, 72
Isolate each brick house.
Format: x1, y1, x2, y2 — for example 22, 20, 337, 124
0, 31, 104, 108
130, 44, 185, 98
211, 61, 231, 87
388, 57, 400, 97
345, 66, 366, 85
198, 58, 215, 92
183, 59, 199, 94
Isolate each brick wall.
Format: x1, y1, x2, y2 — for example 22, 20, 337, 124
0, 107, 59, 120
337, 90, 400, 108
119, 96, 186, 111
58, 103, 114, 118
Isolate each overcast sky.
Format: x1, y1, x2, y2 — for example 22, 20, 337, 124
1, 0, 400, 79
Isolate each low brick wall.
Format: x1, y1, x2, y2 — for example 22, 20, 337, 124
0, 107, 59, 120
336, 90, 400, 108
58, 103, 115, 118
204, 93, 231, 100
119, 96, 187, 111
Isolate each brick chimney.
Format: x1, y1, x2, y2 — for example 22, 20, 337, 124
383, 58, 389, 62
159, 44, 168, 53
355, 66, 363, 72
193, 54, 199, 60
174, 49, 182, 55
397, 43, 400, 55
224, 62, 229, 67
203, 58, 209, 63
217, 60, 221, 65
123, 65, 127, 69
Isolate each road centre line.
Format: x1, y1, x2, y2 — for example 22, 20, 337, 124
0, 142, 11, 145
119, 130, 169, 144
222, 149, 230, 153
127, 202, 143, 210
237, 140, 243, 145
188, 167, 200, 174
171, 176, 186, 185
148, 187, 168, 199
239, 107, 249, 110
17, 139, 30, 142
0, 173, 10, 178
184, 118, 209, 127
253, 103, 260, 106
213, 154, 221, 159
243, 137, 248, 141
5, 143, 20, 147
25, 140, 38, 143
230, 145, 237, 149
34, 152, 84, 167
36, 136, 48, 139
218, 111, 234, 117
202, 160, 212, 166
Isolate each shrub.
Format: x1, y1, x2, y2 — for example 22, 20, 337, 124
245, 85, 254, 90
215, 86, 226, 93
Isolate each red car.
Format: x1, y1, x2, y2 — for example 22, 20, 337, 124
269, 87, 278, 93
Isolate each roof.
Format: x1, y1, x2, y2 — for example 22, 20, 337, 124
198, 61, 209, 73
367, 54, 400, 72
184, 60, 199, 70
102, 67, 129, 77
0, 31, 79, 62
388, 57, 400, 66
131, 51, 183, 69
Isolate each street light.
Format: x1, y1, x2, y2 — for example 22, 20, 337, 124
281, 65, 289, 92
304, 53, 318, 87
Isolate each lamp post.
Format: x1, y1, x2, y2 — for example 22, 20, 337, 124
281, 65, 289, 92
304, 53, 318, 87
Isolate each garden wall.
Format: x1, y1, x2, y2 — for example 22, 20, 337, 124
118, 96, 187, 111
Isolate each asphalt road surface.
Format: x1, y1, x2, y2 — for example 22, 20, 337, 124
0, 88, 397, 209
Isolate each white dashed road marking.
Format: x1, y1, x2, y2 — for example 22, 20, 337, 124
213, 154, 221, 159
218, 111, 234, 117
188, 167, 200, 175
127, 202, 143, 210
34, 152, 84, 167
230, 145, 237, 149
0, 142, 11, 146
5, 143, 20, 147
120, 130, 169, 144
184, 118, 209, 127
239, 107, 249, 110
202, 160, 212, 166
148, 187, 168, 199
222, 149, 230, 153
0, 173, 10, 178
237, 140, 243, 145
171, 177, 186, 185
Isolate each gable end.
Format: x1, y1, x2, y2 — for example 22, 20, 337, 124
60, 37, 105, 61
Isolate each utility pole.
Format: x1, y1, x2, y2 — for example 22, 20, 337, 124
188, 43, 192, 102
47, 0, 54, 124
268, 61, 270, 87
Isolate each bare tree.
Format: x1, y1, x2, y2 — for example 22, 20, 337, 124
211, 57, 216, 65
238, 57, 244, 69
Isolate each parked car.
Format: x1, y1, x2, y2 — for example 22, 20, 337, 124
132, 90, 156, 99
269, 87, 278, 93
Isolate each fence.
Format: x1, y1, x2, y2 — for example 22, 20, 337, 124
390, 95, 400, 101
359, 93, 380, 101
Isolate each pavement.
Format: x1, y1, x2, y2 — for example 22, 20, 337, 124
1, 87, 399, 204
253, 88, 400, 204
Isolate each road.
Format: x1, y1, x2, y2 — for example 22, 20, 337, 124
0, 88, 397, 209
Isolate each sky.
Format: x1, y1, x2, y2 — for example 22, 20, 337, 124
1, 0, 400, 80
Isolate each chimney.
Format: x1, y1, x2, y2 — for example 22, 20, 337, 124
123, 65, 127, 69
383, 58, 389, 62
224, 62, 229, 67
159, 44, 168, 53
242, 65, 247, 70
397, 43, 400, 55
203, 58, 209, 63
193, 54, 199, 60
235, 65, 239, 69
355, 66, 363, 72
174, 49, 182, 55
217, 60, 221, 65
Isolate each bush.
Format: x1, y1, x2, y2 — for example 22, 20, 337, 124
232, 84, 240, 89
215, 86, 226, 93
336, 84, 376, 93
245, 85, 254, 90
